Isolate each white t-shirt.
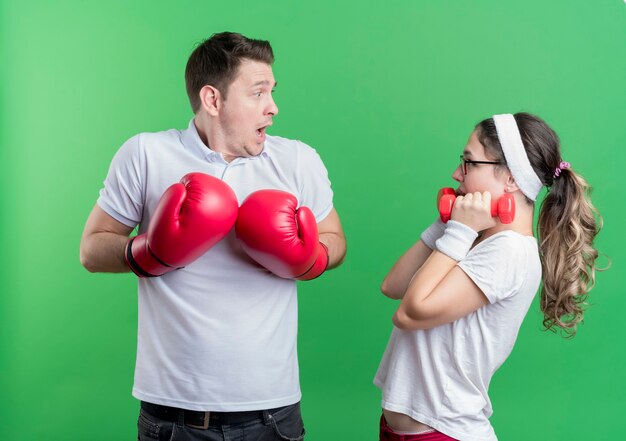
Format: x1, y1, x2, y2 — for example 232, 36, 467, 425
374, 231, 541, 441
97, 119, 333, 411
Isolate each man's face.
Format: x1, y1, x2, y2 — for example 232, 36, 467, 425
218, 59, 278, 157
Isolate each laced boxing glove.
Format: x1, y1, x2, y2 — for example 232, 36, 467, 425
125, 173, 238, 277
235, 189, 329, 281
437, 187, 515, 224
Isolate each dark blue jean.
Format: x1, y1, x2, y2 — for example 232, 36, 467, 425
137, 402, 306, 441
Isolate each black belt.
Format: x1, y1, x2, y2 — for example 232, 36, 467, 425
141, 401, 283, 430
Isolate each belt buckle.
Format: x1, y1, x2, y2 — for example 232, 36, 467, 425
187, 411, 210, 430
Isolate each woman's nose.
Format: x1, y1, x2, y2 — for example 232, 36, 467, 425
452, 164, 463, 182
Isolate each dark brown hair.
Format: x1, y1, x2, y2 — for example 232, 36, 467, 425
476, 112, 603, 337
185, 32, 274, 113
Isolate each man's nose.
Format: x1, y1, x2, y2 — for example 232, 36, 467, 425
267, 95, 278, 116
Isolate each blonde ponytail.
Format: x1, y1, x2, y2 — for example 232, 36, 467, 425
538, 169, 601, 336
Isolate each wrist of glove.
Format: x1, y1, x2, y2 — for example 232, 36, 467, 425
434, 220, 478, 261
420, 218, 447, 250
296, 242, 329, 281
125, 235, 179, 278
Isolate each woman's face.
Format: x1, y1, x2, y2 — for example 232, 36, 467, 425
452, 130, 512, 200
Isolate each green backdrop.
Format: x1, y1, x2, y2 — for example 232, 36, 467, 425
1, 1, 625, 439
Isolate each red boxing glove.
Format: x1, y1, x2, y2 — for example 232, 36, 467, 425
437, 187, 515, 224
235, 189, 329, 281
125, 173, 238, 277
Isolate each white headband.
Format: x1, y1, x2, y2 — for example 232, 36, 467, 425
492, 114, 543, 201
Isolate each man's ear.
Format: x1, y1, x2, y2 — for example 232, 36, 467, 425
199, 85, 221, 116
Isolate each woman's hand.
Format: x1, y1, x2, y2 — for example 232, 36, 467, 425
451, 191, 496, 232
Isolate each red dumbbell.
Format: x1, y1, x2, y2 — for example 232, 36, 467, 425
437, 187, 515, 224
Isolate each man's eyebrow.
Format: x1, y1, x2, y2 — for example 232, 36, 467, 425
252, 80, 278, 88
462, 149, 473, 158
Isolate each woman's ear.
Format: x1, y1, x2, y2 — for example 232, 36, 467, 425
504, 172, 520, 194
199, 85, 221, 116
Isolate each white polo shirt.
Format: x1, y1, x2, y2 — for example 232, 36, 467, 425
97, 119, 333, 411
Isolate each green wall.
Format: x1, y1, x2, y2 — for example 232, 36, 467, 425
1, 1, 624, 439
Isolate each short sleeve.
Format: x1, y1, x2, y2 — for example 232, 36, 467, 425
96, 134, 146, 227
296, 142, 333, 222
457, 234, 529, 304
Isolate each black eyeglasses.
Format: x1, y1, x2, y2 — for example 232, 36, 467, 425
459, 155, 503, 175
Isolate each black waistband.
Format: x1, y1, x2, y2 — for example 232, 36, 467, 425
141, 401, 285, 429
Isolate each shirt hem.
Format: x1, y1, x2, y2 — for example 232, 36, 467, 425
132, 389, 302, 412
97, 199, 139, 228
380, 399, 497, 441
